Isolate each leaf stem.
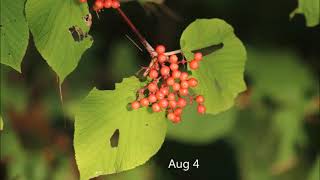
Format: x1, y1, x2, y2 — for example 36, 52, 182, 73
164, 49, 182, 56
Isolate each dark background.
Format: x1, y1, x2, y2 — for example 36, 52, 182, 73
1, 0, 319, 180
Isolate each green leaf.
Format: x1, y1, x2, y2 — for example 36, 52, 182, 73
246, 49, 315, 105
308, 157, 320, 180
166, 103, 236, 144
0, 0, 29, 72
272, 107, 306, 166
74, 77, 167, 180
1, 127, 50, 180
25, 0, 93, 82
244, 48, 317, 173
103, 163, 154, 180
1, 125, 27, 179
0, 115, 3, 131
180, 18, 247, 115
290, 0, 320, 27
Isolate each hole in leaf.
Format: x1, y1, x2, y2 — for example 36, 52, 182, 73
83, 14, 92, 27
192, 43, 224, 56
68, 26, 87, 42
110, 129, 120, 148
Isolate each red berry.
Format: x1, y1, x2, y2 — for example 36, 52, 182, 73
194, 52, 203, 61
167, 113, 176, 121
160, 87, 169, 95
149, 69, 158, 79
103, 0, 112, 8
180, 80, 189, 89
156, 91, 165, 100
156, 45, 166, 54
177, 98, 187, 107
152, 103, 161, 112
131, 101, 140, 110
166, 77, 175, 86
94, 0, 104, 10
197, 104, 206, 114
180, 72, 189, 81
148, 83, 158, 92
188, 78, 198, 87
79, 0, 87, 3
169, 55, 178, 64
173, 116, 181, 123
158, 54, 167, 63
159, 99, 169, 108
160, 66, 170, 76
172, 83, 180, 91
148, 94, 157, 103
174, 108, 183, 116
179, 88, 189, 96
167, 93, 176, 101
172, 70, 181, 79
195, 95, 205, 104
189, 60, 199, 70
170, 63, 179, 71
93, 5, 100, 11
140, 98, 149, 107
169, 100, 177, 108
111, 0, 120, 8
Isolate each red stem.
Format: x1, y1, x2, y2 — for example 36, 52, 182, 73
116, 8, 156, 57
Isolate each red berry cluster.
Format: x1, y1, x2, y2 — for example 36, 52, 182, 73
131, 45, 206, 124
79, 0, 120, 11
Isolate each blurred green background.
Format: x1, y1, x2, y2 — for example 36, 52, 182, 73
1, 0, 319, 179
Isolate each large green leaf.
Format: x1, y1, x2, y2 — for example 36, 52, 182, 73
25, 0, 93, 82
0, 0, 29, 72
74, 77, 167, 180
103, 163, 154, 180
290, 0, 320, 27
180, 18, 247, 115
166, 103, 236, 144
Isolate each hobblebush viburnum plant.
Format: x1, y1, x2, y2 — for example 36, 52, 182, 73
1, 0, 316, 179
